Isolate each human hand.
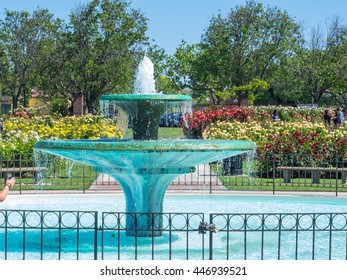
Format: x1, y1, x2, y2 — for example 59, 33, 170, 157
5, 177, 15, 190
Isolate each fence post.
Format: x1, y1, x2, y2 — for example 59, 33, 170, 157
335, 153, 339, 197
272, 154, 276, 195
209, 163, 212, 194
19, 154, 22, 194
94, 211, 98, 260
209, 214, 213, 260
83, 165, 86, 194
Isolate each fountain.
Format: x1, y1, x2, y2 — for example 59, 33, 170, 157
34, 56, 256, 236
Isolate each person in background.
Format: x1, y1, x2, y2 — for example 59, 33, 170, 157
339, 108, 345, 126
272, 109, 279, 122
323, 109, 331, 127
0, 177, 15, 202
335, 108, 344, 127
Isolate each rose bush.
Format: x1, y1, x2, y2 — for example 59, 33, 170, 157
183, 106, 325, 139
184, 106, 345, 172
202, 120, 347, 157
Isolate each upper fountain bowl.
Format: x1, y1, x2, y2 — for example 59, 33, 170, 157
100, 93, 192, 140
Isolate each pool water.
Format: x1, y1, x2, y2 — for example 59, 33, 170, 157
2, 193, 347, 213
1, 193, 347, 260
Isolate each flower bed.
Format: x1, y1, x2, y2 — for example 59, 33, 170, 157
203, 120, 347, 159
0, 115, 120, 160
184, 106, 346, 173
183, 106, 325, 139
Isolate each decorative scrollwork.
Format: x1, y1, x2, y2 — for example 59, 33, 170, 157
101, 212, 204, 232
0, 210, 97, 230
211, 213, 347, 233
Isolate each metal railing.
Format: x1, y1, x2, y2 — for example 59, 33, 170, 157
0, 210, 206, 260
100, 212, 205, 260
0, 154, 96, 192
210, 213, 347, 260
1, 153, 347, 194
0, 210, 98, 260
1, 209, 347, 260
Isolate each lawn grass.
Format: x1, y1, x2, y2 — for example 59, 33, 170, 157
12, 164, 97, 191
11, 167, 347, 193
123, 127, 185, 139
210, 162, 347, 193
219, 176, 347, 192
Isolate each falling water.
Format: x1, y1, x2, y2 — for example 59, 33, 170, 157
244, 149, 258, 190
133, 55, 156, 94
209, 149, 257, 191
33, 150, 77, 190
33, 149, 53, 190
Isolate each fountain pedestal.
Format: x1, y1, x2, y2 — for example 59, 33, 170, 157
100, 94, 192, 140
96, 166, 195, 236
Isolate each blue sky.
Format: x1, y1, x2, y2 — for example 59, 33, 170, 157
1, 0, 346, 54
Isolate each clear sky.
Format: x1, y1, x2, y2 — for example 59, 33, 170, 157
0, 0, 346, 54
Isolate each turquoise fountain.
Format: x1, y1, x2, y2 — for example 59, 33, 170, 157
34, 56, 256, 236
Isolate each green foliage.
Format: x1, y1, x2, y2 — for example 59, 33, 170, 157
1, 0, 347, 111
232, 79, 269, 105
50, 96, 72, 116
233, 79, 269, 95
271, 16, 347, 105
166, 41, 201, 93
215, 90, 235, 100
166, 1, 301, 106
0, 8, 60, 111
41, 0, 149, 113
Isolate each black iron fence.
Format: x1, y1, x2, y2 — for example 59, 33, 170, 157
1, 153, 347, 194
210, 213, 347, 260
0, 154, 96, 192
1, 209, 347, 260
100, 212, 206, 260
0, 210, 98, 260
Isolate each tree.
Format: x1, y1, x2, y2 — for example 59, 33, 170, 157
166, 41, 200, 91
332, 42, 347, 108
166, 41, 222, 103
0, 9, 60, 111
145, 44, 176, 93
284, 17, 347, 104
44, 0, 148, 114
232, 78, 269, 105
168, 1, 301, 105
271, 16, 347, 106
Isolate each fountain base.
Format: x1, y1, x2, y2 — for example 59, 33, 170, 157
97, 167, 195, 236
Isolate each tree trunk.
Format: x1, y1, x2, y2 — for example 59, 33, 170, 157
209, 90, 217, 105
12, 95, 19, 113
238, 91, 249, 107
72, 94, 84, 116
